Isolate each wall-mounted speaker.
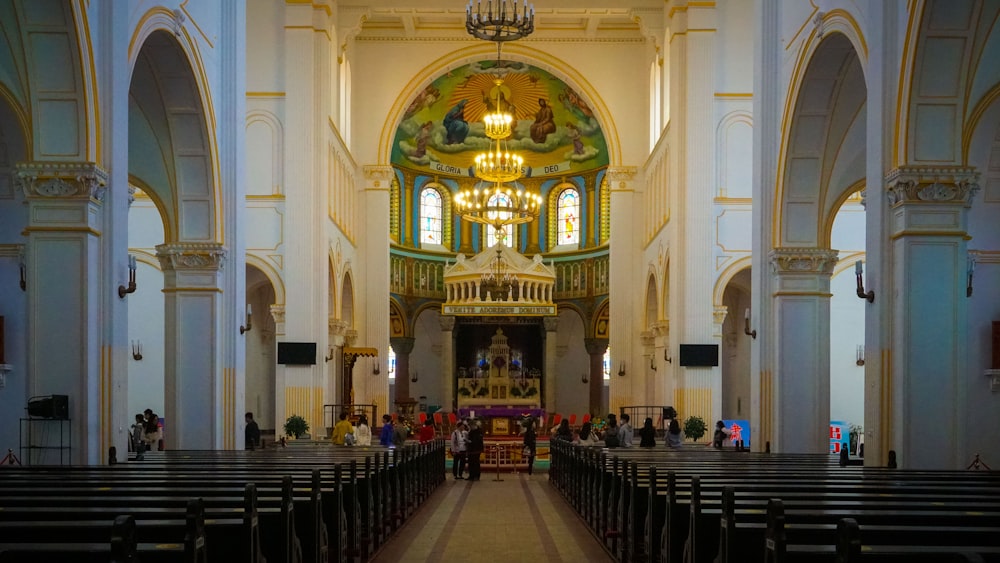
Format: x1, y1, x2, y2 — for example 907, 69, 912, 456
27, 395, 69, 419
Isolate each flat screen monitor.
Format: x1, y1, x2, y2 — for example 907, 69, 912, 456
277, 342, 317, 365
679, 344, 719, 367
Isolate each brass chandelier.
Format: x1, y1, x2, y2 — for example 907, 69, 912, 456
465, 0, 535, 43
481, 245, 517, 300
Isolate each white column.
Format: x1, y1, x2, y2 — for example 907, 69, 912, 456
361, 165, 392, 417
608, 166, 640, 413
326, 318, 346, 434
16, 162, 108, 465
885, 167, 978, 469
157, 243, 227, 450
270, 305, 286, 434
543, 317, 559, 412
751, 0, 781, 452
768, 248, 838, 454
440, 316, 456, 411
652, 321, 671, 407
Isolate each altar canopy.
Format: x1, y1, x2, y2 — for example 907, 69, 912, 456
442, 244, 556, 316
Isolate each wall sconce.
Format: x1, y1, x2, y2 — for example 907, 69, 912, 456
743, 308, 757, 339
324, 348, 335, 363
131, 340, 143, 361
967, 256, 975, 298
617, 362, 626, 377
664, 349, 673, 364
581, 372, 588, 384
411, 370, 418, 383
650, 356, 657, 371
855, 345, 864, 367
373, 361, 380, 376
239, 304, 252, 335
118, 254, 137, 299
855, 260, 874, 303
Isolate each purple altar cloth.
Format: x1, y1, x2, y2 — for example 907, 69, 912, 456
458, 407, 545, 418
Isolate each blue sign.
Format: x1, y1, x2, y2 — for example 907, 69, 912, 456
829, 420, 849, 454
722, 419, 750, 449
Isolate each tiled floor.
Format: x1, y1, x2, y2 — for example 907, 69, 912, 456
372, 470, 615, 563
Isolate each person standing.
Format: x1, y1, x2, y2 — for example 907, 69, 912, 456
712, 420, 731, 448
245, 412, 261, 450
131, 414, 146, 459
354, 415, 372, 446
466, 420, 484, 481
330, 412, 354, 445
618, 413, 634, 448
392, 418, 408, 447
451, 421, 468, 479
522, 418, 537, 476
638, 417, 656, 448
379, 414, 395, 447
418, 418, 436, 444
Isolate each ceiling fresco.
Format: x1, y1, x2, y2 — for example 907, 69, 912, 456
392, 59, 609, 179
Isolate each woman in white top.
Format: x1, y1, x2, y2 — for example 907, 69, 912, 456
575, 421, 597, 446
354, 415, 372, 446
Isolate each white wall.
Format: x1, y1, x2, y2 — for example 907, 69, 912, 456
829, 200, 866, 429
409, 309, 443, 410
554, 309, 589, 417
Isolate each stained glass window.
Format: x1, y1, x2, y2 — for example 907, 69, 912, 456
486, 191, 514, 247
419, 187, 443, 245
388, 346, 396, 380
557, 188, 580, 245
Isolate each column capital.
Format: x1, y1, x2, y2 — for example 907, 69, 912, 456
713, 306, 728, 326
329, 317, 348, 336
651, 320, 670, 338
439, 316, 456, 331
640, 330, 655, 348
155, 242, 227, 271
584, 337, 609, 356
885, 166, 980, 208
769, 247, 838, 275
15, 161, 109, 202
543, 316, 559, 332
389, 336, 416, 355
363, 165, 394, 187
607, 166, 638, 190
269, 304, 286, 325
344, 329, 358, 347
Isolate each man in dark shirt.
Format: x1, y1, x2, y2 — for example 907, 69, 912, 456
245, 412, 261, 450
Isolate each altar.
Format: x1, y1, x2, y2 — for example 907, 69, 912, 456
456, 328, 544, 436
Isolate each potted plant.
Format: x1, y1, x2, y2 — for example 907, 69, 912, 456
284, 414, 310, 439
683, 415, 707, 442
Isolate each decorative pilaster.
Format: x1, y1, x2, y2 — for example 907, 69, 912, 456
884, 166, 979, 469
325, 317, 347, 431
390, 336, 416, 404
651, 321, 670, 406
270, 305, 288, 432
543, 317, 559, 410
15, 161, 108, 465
767, 247, 838, 454
584, 338, 609, 416
440, 316, 456, 410
363, 165, 393, 417
607, 166, 639, 413
156, 242, 228, 450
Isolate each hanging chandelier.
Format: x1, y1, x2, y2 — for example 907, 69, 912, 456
465, 0, 535, 43
481, 245, 518, 300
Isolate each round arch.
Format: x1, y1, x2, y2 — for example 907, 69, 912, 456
713, 256, 753, 307
645, 269, 659, 328
129, 12, 221, 243
341, 268, 355, 328
245, 253, 286, 306
377, 42, 622, 166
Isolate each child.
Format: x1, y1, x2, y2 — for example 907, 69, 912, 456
131, 414, 146, 460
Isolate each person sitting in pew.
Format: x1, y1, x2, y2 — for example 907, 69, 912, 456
665, 418, 683, 448
638, 417, 656, 448
418, 418, 435, 444
355, 415, 372, 446
711, 419, 731, 448
330, 412, 355, 445
575, 421, 597, 446
245, 412, 261, 450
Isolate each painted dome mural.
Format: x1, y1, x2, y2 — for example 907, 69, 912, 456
392, 60, 609, 177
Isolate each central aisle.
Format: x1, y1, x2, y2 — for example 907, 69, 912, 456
372, 471, 615, 563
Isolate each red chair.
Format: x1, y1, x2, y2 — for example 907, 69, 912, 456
552, 414, 563, 426
433, 412, 444, 432
568, 414, 577, 427
448, 412, 458, 426
391, 412, 398, 423
582, 413, 591, 424
418, 412, 428, 425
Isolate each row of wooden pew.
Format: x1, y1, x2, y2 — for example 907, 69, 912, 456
549, 441, 1000, 562
0, 440, 446, 562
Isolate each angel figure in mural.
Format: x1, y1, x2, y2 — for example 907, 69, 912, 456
530, 99, 556, 143
444, 99, 470, 145
413, 121, 433, 158
403, 84, 441, 120
559, 86, 594, 121
566, 122, 585, 155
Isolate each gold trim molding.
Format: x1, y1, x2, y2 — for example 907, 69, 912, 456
16, 161, 109, 202
768, 247, 838, 275
885, 166, 980, 208
155, 242, 228, 271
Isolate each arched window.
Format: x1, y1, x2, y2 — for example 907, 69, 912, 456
557, 188, 580, 245
486, 191, 514, 247
419, 187, 443, 245
603, 348, 611, 381
387, 346, 397, 380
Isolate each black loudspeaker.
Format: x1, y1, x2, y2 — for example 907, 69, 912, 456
27, 395, 69, 419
